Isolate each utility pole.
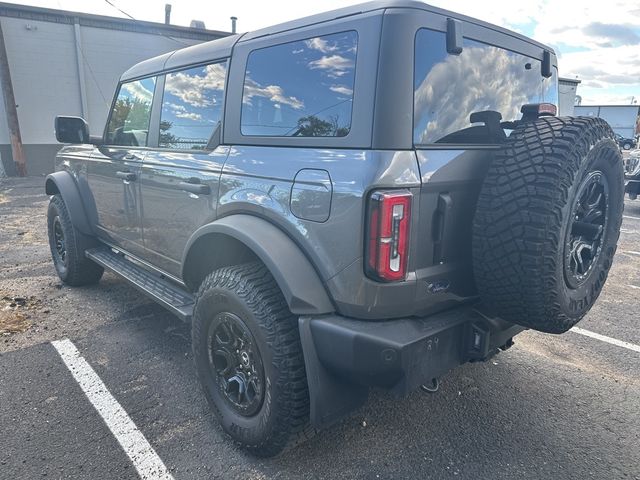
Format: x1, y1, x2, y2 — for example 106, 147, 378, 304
0, 19, 26, 176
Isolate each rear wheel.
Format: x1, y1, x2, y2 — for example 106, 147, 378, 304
192, 262, 311, 457
47, 194, 104, 286
623, 142, 632, 150
473, 117, 624, 333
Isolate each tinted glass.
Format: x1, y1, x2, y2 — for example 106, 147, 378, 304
414, 29, 559, 145
160, 62, 227, 150
241, 31, 357, 137
106, 77, 156, 147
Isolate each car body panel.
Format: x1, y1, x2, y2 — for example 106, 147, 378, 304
140, 146, 229, 277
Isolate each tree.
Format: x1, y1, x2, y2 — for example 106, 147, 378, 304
159, 120, 177, 147
294, 115, 349, 137
107, 98, 152, 137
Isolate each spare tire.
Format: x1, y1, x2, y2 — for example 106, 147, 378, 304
473, 116, 624, 334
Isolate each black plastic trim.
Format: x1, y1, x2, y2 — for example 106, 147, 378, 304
446, 18, 463, 54
182, 215, 334, 315
299, 306, 524, 427
44, 171, 94, 235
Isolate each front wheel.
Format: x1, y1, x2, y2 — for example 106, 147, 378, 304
192, 262, 311, 457
623, 143, 632, 150
47, 194, 104, 286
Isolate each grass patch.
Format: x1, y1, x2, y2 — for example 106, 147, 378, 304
0, 295, 42, 335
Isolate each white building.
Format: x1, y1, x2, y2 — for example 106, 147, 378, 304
574, 105, 640, 139
558, 77, 580, 116
0, 2, 227, 176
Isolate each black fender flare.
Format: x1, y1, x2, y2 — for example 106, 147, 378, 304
182, 215, 334, 315
45, 171, 93, 235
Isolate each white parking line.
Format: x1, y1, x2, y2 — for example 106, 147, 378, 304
629, 285, 640, 290
623, 215, 640, 221
570, 327, 640, 354
621, 250, 640, 256
52, 339, 173, 480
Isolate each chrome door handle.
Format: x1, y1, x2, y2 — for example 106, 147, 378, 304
116, 171, 136, 181
179, 181, 210, 195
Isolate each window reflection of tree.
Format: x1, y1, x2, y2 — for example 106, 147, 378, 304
108, 97, 152, 146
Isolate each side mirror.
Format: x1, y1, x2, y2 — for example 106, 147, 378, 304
55, 116, 96, 144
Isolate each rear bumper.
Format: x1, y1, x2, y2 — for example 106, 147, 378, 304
299, 306, 523, 428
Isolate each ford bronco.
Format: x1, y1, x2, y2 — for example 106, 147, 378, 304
47, 1, 624, 456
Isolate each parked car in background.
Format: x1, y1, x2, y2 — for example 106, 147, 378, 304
625, 150, 640, 199
615, 133, 637, 150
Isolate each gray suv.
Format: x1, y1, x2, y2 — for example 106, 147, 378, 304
47, 1, 624, 456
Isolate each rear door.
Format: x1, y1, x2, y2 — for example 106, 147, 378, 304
410, 17, 558, 300
139, 61, 229, 277
88, 76, 157, 257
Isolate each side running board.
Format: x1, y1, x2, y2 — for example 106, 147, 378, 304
85, 247, 195, 321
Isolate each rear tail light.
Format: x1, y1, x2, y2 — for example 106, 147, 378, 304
366, 190, 412, 282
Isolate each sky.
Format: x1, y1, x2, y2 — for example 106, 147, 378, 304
11, 0, 640, 105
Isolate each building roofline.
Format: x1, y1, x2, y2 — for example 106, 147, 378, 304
559, 77, 581, 84
0, 1, 230, 41
575, 105, 639, 109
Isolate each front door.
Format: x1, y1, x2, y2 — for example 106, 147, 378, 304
87, 76, 157, 257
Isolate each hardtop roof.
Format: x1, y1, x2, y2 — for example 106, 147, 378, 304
121, 0, 554, 82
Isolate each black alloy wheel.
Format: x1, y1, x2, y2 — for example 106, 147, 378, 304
564, 171, 609, 289
208, 312, 265, 417
52, 215, 67, 267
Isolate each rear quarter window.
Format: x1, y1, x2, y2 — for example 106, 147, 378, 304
240, 31, 358, 137
413, 28, 558, 145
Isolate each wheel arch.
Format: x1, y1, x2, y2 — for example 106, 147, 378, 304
182, 215, 334, 316
45, 171, 93, 235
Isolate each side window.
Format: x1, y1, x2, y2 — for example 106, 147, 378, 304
106, 77, 156, 147
159, 61, 227, 150
241, 31, 358, 137
413, 29, 558, 145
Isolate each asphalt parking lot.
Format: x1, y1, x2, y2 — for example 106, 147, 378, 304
1, 176, 639, 480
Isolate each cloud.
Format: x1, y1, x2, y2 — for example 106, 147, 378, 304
305, 37, 338, 53
414, 44, 554, 143
243, 77, 304, 110
560, 45, 640, 88
164, 63, 226, 108
330, 84, 353, 96
308, 54, 354, 77
122, 81, 153, 103
175, 111, 203, 121
583, 22, 640, 46
167, 103, 185, 113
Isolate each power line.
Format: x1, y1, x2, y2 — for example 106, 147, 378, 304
102, 0, 190, 47
103, 0, 134, 20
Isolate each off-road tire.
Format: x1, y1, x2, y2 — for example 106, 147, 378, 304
192, 262, 312, 457
47, 194, 104, 286
473, 117, 624, 333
